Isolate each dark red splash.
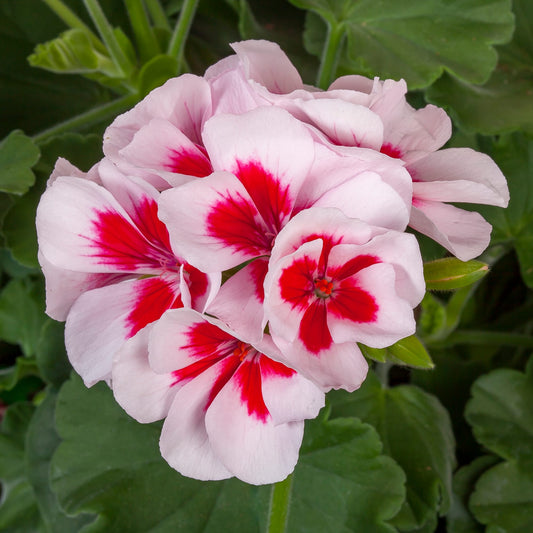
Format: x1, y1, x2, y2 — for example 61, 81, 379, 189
206, 192, 271, 256
278, 255, 316, 311
205, 355, 241, 410
248, 258, 269, 302
182, 320, 235, 360
234, 357, 270, 423
183, 263, 209, 310
380, 143, 403, 159
234, 160, 293, 234
328, 254, 380, 281
299, 299, 333, 353
260, 355, 295, 379
328, 280, 378, 323
167, 146, 213, 177
126, 277, 183, 337
129, 196, 173, 254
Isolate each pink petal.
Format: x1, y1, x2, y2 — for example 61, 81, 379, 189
410, 201, 493, 261
159, 360, 233, 481
206, 258, 269, 342
179, 263, 220, 313
159, 171, 271, 271
204, 359, 306, 484
409, 148, 509, 206
112, 326, 176, 423
65, 276, 181, 386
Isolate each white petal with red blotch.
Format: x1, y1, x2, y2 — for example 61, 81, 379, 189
204, 360, 306, 485
410, 201, 492, 261
159, 361, 233, 481
230, 40, 303, 94
265, 239, 322, 344
253, 335, 325, 424
38, 252, 127, 321
118, 118, 212, 182
48, 157, 100, 187
202, 107, 315, 230
112, 326, 177, 423
294, 98, 383, 150
65, 276, 182, 386
272, 334, 369, 392
104, 75, 211, 158
159, 171, 271, 272
206, 258, 269, 342
409, 148, 509, 206
179, 263, 221, 313
325, 259, 416, 347
37, 176, 166, 274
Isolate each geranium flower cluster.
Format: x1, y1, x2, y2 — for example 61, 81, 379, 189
36, 40, 508, 485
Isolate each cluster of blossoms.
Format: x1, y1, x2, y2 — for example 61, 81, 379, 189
36, 40, 508, 485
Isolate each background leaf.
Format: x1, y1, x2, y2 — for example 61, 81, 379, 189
0, 131, 39, 195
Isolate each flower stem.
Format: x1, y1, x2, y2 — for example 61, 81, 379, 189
42, 0, 103, 50
316, 21, 345, 89
145, 0, 171, 31
32, 93, 138, 145
433, 330, 533, 349
167, 0, 199, 68
267, 474, 293, 533
83, 0, 135, 77
125, 0, 160, 61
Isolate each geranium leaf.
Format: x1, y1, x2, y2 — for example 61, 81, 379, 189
427, 0, 533, 135
469, 461, 533, 533
0, 130, 40, 195
35, 320, 73, 387
386, 336, 434, 369
51, 373, 406, 532
291, 0, 514, 88
329, 371, 456, 531
465, 357, 533, 464
475, 134, 533, 287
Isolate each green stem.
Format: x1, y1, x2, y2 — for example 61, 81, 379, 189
83, 0, 135, 77
42, 0, 104, 51
145, 0, 171, 31
316, 20, 345, 89
375, 361, 392, 388
125, 0, 160, 61
32, 94, 138, 145
433, 330, 533, 349
266, 474, 293, 533
167, 0, 199, 68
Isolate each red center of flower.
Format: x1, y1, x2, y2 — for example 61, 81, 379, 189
233, 342, 251, 362
314, 278, 333, 298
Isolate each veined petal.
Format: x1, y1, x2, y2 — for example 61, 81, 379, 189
65, 276, 182, 386
159, 171, 271, 271
409, 148, 509, 206
410, 201, 493, 261
112, 326, 177, 423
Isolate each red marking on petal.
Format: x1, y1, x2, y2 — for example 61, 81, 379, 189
260, 355, 295, 379
167, 146, 212, 177
299, 233, 341, 276
234, 357, 270, 422
206, 191, 271, 257
329, 280, 378, 323
183, 263, 209, 310
380, 143, 403, 159
130, 196, 173, 255
90, 209, 170, 270
299, 299, 333, 353
234, 160, 292, 233
126, 277, 182, 337
249, 258, 269, 302
328, 255, 380, 281
278, 256, 316, 311
206, 355, 241, 410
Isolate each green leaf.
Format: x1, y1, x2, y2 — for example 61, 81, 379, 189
387, 336, 434, 369
424, 259, 489, 291
0, 130, 40, 195
0, 278, 47, 356
475, 134, 533, 288
292, 0, 514, 89
0, 402, 42, 533
417, 293, 447, 339
469, 461, 533, 533
427, 0, 533, 135
447, 455, 499, 533
26, 388, 94, 532
0, 357, 40, 392
465, 358, 533, 464
51, 373, 406, 532
136, 54, 178, 97
329, 371, 456, 531
35, 320, 73, 387
29, 28, 118, 77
